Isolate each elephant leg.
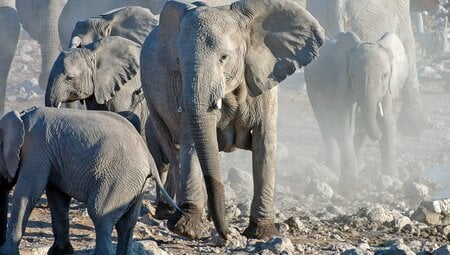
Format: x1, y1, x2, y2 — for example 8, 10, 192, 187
0, 166, 48, 255
91, 222, 114, 255
322, 130, 340, 174
155, 163, 178, 220
397, 67, 426, 136
46, 186, 74, 255
115, 196, 143, 255
379, 94, 398, 177
335, 107, 359, 197
167, 128, 205, 239
145, 118, 177, 220
243, 96, 278, 240
0, 6, 20, 116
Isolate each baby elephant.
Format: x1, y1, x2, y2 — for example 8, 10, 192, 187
0, 107, 177, 255
305, 32, 408, 193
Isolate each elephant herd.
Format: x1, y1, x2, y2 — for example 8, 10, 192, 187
0, 0, 433, 254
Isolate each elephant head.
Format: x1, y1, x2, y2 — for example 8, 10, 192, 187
45, 36, 141, 108
156, 0, 324, 238
69, 6, 158, 48
335, 32, 408, 140
0, 111, 24, 246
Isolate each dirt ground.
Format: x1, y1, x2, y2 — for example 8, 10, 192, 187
3, 29, 450, 254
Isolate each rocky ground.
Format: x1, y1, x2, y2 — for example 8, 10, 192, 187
4, 30, 450, 255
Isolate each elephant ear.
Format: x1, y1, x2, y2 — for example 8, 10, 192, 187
0, 111, 24, 180
157, 0, 199, 71
87, 36, 141, 105
231, 0, 325, 97
377, 33, 408, 99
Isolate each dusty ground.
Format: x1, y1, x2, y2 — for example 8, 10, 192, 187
3, 29, 450, 254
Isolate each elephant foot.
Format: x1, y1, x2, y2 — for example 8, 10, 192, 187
48, 241, 74, 255
397, 106, 426, 137
243, 219, 278, 240
337, 174, 360, 200
167, 203, 206, 239
154, 201, 175, 220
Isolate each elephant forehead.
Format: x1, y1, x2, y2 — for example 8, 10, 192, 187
62, 49, 92, 72
180, 8, 239, 43
351, 44, 389, 69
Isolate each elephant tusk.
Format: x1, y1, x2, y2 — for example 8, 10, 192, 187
216, 98, 222, 110
57, 102, 62, 108
70, 36, 82, 48
378, 102, 384, 117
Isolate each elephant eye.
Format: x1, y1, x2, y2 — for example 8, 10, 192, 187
382, 73, 389, 80
220, 54, 228, 63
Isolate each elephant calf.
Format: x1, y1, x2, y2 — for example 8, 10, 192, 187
305, 32, 409, 194
0, 107, 176, 255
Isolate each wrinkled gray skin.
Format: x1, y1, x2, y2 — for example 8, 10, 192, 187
45, 36, 147, 134
305, 32, 409, 194
45, 35, 174, 218
69, 5, 158, 49
0, 107, 176, 255
306, 0, 426, 137
0, 1, 19, 117
141, 0, 324, 240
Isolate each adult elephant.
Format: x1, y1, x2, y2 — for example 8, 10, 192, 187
140, 0, 324, 240
306, 0, 426, 137
0, 1, 20, 116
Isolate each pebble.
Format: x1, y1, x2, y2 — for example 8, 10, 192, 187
305, 180, 334, 200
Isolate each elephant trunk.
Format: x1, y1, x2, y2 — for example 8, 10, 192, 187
360, 98, 382, 140
182, 68, 229, 239
187, 112, 229, 239
38, 1, 65, 91
44, 78, 62, 108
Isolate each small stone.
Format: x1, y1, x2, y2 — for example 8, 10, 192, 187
403, 181, 431, 204
411, 206, 441, 225
376, 239, 415, 255
441, 225, 450, 240
132, 240, 169, 255
264, 237, 295, 254
277, 222, 290, 234
341, 247, 372, 255
212, 227, 247, 248
395, 216, 412, 232
365, 206, 393, 225
305, 180, 334, 200
284, 216, 306, 232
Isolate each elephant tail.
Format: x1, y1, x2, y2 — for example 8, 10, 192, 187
148, 164, 181, 213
